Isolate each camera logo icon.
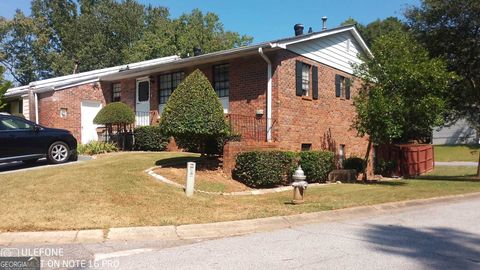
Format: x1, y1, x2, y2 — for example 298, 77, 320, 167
0, 248, 20, 257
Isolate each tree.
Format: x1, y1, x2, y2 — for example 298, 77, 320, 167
1, 1, 252, 85
341, 17, 407, 46
93, 102, 135, 148
353, 31, 457, 180
406, 0, 480, 176
0, 66, 11, 109
159, 69, 229, 156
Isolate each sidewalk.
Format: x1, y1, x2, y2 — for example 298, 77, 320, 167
1, 192, 479, 246
435, 161, 478, 166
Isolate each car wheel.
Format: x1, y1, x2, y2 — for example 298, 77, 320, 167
22, 159, 38, 165
47, 141, 70, 164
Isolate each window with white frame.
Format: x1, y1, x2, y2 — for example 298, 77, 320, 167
301, 63, 310, 96
159, 72, 185, 105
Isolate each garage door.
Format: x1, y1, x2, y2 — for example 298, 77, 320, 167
81, 100, 102, 144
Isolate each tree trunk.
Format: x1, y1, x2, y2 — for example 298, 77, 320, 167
362, 139, 373, 182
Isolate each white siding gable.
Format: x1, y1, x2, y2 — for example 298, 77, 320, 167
286, 31, 365, 74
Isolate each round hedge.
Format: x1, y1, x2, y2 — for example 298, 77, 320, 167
159, 69, 229, 153
93, 102, 135, 125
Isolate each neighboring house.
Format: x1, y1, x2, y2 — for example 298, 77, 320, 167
4, 23, 372, 161
433, 119, 479, 145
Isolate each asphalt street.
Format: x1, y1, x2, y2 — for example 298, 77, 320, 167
2, 197, 479, 270
97, 197, 480, 270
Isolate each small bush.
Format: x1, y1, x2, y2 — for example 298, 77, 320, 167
343, 157, 365, 174
298, 151, 335, 183
78, 141, 118, 155
134, 126, 169, 151
374, 158, 397, 176
93, 102, 135, 125
234, 151, 297, 188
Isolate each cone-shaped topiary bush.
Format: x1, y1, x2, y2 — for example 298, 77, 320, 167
93, 102, 135, 125
159, 69, 229, 155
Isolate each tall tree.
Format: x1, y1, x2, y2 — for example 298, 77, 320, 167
341, 17, 407, 46
406, 0, 480, 176
1, 1, 252, 85
353, 31, 457, 180
0, 66, 12, 109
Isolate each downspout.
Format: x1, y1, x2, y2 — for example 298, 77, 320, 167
34, 92, 39, 124
258, 47, 272, 142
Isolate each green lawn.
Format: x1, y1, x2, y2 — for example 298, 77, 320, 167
434, 145, 480, 162
0, 153, 479, 232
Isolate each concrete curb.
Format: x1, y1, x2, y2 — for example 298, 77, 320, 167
1, 192, 480, 245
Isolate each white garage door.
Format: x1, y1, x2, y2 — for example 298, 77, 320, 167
81, 100, 102, 144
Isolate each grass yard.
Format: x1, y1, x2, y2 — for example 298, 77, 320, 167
1, 152, 480, 232
434, 144, 480, 162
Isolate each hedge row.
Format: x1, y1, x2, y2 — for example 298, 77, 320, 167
234, 150, 336, 188
133, 126, 169, 151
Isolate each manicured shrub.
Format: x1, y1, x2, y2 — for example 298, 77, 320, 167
234, 151, 297, 188
134, 126, 169, 151
77, 141, 118, 155
93, 102, 135, 125
298, 151, 335, 183
343, 156, 365, 174
159, 69, 229, 156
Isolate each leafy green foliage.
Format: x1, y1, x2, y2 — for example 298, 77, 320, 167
406, 0, 480, 176
374, 159, 397, 177
1, 1, 252, 84
341, 16, 407, 46
0, 66, 11, 109
298, 151, 335, 183
134, 126, 169, 151
234, 151, 297, 188
77, 141, 118, 155
159, 69, 229, 155
93, 102, 135, 125
353, 31, 457, 144
343, 157, 365, 174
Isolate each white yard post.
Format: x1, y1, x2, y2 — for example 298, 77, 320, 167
185, 162, 196, 197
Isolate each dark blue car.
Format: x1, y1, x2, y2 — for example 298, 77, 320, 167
0, 113, 77, 164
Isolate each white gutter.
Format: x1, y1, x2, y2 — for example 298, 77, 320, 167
258, 47, 272, 142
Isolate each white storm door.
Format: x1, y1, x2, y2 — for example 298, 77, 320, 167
81, 100, 102, 144
136, 79, 150, 126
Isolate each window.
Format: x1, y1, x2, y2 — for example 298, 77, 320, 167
0, 117, 33, 131
138, 81, 150, 102
339, 144, 346, 165
60, 108, 68, 118
301, 63, 310, 96
301, 143, 312, 151
112, 83, 121, 102
335, 75, 351, 99
159, 72, 185, 104
213, 64, 229, 98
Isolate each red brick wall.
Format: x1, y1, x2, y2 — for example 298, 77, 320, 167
271, 50, 369, 158
37, 83, 110, 142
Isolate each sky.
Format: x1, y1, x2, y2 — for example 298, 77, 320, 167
1, 0, 419, 43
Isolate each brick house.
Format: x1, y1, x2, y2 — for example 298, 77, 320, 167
4, 23, 372, 166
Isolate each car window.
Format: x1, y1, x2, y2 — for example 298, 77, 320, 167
0, 118, 33, 131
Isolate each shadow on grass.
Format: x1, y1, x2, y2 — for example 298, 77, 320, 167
364, 224, 480, 269
372, 181, 407, 186
155, 156, 221, 171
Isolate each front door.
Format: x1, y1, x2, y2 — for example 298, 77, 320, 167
136, 79, 150, 126
81, 100, 102, 144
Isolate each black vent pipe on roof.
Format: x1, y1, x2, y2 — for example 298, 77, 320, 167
294, 24, 304, 36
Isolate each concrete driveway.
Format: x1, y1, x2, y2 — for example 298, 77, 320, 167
101, 197, 480, 270
0, 155, 92, 174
